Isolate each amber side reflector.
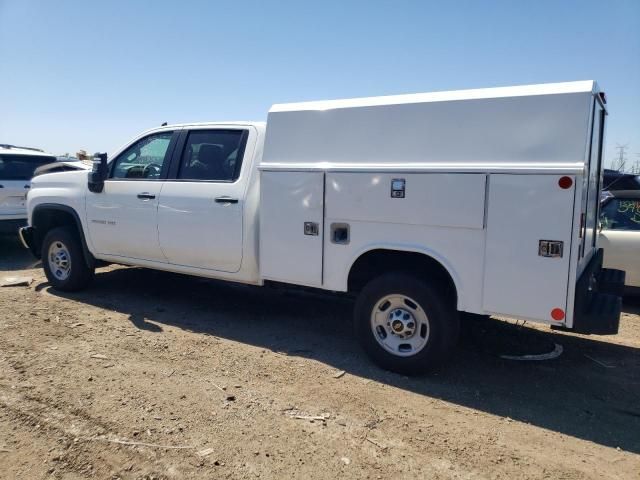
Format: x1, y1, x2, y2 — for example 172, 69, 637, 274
558, 176, 573, 189
551, 308, 565, 321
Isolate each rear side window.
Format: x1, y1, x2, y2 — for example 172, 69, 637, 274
177, 130, 246, 182
0, 154, 54, 180
600, 198, 640, 231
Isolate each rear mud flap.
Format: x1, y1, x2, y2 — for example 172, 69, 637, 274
567, 249, 624, 335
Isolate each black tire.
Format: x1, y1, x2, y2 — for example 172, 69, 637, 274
354, 272, 459, 375
41, 226, 94, 291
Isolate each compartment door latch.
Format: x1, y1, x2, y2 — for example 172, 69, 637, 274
390, 178, 406, 198
304, 222, 319, 236
539, 240, 564, 258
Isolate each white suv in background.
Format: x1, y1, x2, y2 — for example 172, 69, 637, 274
599, 190, 640, 290
0, 145, 57, 234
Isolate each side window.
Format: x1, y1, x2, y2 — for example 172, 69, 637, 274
177, 130, 246, 182
111, 132, 173, 179
600, 199, 640, 231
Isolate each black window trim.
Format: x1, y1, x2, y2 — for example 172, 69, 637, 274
165, 128, 250, 184
107, 130, 179, 182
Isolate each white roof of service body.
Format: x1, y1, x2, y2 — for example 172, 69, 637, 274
262, 81, 599, 174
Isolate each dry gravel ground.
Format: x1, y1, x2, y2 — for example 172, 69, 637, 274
0, 235, 639, 480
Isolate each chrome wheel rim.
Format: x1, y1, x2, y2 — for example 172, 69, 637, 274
371, 294, 430, 357
48, 241, 71, 281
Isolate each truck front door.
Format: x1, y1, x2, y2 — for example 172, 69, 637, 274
156, 127, 252, 273
85, 130, 177, 262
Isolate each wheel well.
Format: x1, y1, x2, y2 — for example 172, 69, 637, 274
31, 206, 91, 264
348, 249, 458, 307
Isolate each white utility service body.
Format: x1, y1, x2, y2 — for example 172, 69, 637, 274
260, 81, 617, 325
21, 81, 624, 373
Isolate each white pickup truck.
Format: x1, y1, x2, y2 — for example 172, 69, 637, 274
20, 81, 625, 374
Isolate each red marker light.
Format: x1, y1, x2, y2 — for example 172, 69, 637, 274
558, 176, 573, 189
551, 308, 565, 321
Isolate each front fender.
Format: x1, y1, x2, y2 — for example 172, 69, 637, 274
30, 203, 95, 268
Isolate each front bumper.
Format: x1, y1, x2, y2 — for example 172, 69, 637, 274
571, 248, 624, 335
18, 225, 39, 257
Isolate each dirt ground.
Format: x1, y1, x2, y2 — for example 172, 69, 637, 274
0, 235, 639, 480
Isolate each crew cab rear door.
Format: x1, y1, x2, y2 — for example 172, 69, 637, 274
156, 126, 254, 273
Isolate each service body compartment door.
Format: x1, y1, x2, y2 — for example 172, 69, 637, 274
259, 171, 324, 287
483, 174, 575, 321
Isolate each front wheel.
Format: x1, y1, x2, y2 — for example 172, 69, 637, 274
42, 226, 94, 291
354, 273, 459, 375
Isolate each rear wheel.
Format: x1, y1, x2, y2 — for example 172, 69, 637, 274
354, 272, 459, 374
42, 226, 94, 291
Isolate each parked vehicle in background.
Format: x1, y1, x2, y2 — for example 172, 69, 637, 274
599, 190, 640, 290
603, 169, 640, 191
19, 81, 625, 373
0, 144, 56, 233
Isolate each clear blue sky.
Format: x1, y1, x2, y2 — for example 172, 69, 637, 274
1, 0, 639, 169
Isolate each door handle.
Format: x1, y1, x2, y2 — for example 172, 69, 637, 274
137, 192, 156, 200
24, 185, 30, 189
215, 196, 238, 204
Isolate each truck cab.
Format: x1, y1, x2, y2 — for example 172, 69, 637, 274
20, 81, 624, 374
83, 123, 265, 283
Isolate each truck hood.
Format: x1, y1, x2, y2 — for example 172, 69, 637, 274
30, 168, 90, 189
33, 160, 91, 177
